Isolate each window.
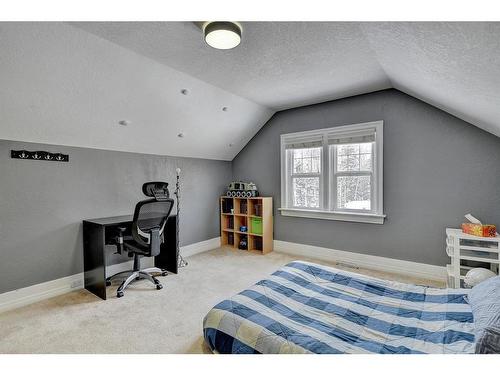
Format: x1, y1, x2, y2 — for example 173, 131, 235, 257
280, 121, 385, 224
290, 147, 322, 208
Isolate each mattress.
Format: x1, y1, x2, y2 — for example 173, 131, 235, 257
203, 260, 475, 354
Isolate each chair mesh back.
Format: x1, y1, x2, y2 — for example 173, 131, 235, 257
133, 198, 174, 245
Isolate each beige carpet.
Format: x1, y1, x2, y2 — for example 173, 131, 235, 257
0, 247, 444, 354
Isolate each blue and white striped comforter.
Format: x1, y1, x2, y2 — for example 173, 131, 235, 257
203, 261, 475, 354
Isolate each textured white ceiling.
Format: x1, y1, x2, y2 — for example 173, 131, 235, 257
361, 22, 500, 137
71, 22, 392, 110
72, 21, 500, 138
1, 22, 499, 162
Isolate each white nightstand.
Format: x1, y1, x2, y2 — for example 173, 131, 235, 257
445, 228, 500, 288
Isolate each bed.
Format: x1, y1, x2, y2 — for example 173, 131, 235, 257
203, 260, 476, 354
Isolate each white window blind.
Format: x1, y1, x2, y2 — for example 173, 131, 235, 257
283, 135, 323, 149
328, 131, 375, 145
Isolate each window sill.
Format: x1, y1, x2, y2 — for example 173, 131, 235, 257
278, 208, 386, 224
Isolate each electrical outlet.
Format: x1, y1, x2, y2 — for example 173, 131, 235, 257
70, 279, 83, 289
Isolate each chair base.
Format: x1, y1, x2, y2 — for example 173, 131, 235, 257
114, 271, 162, 297
142, 267, 169, 276
106, 263, 167, 297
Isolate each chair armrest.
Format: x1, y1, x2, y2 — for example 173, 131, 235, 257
150, 228, 161, 257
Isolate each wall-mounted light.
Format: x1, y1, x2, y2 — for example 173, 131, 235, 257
204, 22, 241, 50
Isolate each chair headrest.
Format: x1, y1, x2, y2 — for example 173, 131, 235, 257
142, 181, 170, 201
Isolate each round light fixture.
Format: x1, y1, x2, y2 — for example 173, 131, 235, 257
204, 22, 241, 50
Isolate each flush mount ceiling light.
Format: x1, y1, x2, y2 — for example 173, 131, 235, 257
203, 22, 241, 50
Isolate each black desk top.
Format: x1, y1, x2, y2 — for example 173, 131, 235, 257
84, 214, 177, 226
83, 215, 133, 226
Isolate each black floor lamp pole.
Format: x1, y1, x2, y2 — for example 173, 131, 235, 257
175, 168, 188, 268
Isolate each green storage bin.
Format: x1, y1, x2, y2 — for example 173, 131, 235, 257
250, 217, 263, 234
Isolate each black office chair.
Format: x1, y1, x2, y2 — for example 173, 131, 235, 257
107, 182, 174, 298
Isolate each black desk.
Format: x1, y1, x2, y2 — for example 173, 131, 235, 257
83, 214, 178, 300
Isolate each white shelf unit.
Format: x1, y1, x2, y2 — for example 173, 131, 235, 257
445, 228, 500, 288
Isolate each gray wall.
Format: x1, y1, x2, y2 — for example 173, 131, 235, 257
0, 140, 231, 293
3, 89, 500, 294
233, 89, 500, 266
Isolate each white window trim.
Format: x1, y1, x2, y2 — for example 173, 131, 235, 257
279, 208, 386, 224
280, 120, 385, 224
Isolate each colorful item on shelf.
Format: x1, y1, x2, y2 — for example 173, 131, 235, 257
251, 217, 263, 235
461, 223, 496, 237
239, 236, 248, 250
239, 226, 247, 232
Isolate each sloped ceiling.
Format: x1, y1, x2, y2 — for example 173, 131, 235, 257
72, 21, 500, 138
71, 22, 392, 110
1, 22, 499, 163
0, 22, 273, 161
360, 22, 500, 138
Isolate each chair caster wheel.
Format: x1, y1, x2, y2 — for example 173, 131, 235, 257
117, 291, 124, 298
156, 284, 163, 290
161, 272, 168, 277
106, 280, 111, 286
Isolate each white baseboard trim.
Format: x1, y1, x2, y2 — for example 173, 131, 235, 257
0, 237, 220, 314
181, 237, 220, 258
274, 240, 447, 282
0, 273, 84, 314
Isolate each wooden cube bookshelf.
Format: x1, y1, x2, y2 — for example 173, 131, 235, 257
220, 196, 273, 254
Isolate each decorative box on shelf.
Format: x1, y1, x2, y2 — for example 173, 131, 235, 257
445, 228, 500, 288
461, 223, 496, 237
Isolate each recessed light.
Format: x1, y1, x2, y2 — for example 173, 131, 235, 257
177, 132, 185, 138
204, 22, 241, 50
118, 120, 130, 126
181, 89, 189, 95
222, 107, 228, 112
